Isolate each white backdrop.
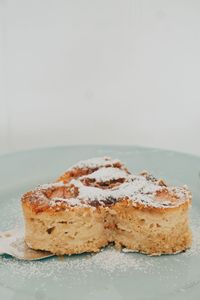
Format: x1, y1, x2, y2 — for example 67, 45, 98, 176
0, 0, 200, 156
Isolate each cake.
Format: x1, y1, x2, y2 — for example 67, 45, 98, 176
21, 157, 192, 256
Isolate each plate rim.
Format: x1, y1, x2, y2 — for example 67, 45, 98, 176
0, 144, 200, 160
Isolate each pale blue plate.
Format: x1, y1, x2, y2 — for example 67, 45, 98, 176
0, 145, 200, 300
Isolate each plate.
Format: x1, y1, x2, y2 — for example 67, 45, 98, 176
0, 145, 200, 300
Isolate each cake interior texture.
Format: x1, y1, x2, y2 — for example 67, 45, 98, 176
21, 157, 192, 256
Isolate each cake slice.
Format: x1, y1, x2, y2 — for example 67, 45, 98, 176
110, 174, 192, 255
21, 157, 192, 255
21, 157, 129, 255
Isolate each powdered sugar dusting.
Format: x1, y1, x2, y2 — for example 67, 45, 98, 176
72, 180, 110, 203
69, 175, 189, 208
36, 182, 66, 190
0, 247, 152, 281
70, 156, 121, 170
25, 157, 191, 210
81, 167, 128, 182
49, 197, 89, 208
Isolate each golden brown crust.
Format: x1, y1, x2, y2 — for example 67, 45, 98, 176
22, 184, 76, 214
22, 188, 191, 214
22, 157, 191, 213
